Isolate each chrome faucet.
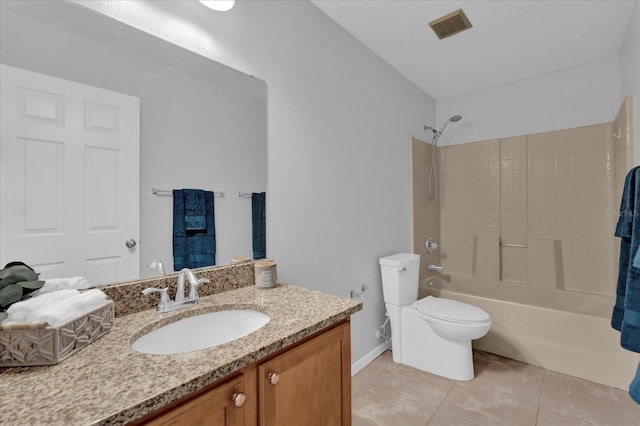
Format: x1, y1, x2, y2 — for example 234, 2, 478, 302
143, 268, 210, 313
175, 268, 195, 303
149, 259, 166, 276
428, 264, 444, 273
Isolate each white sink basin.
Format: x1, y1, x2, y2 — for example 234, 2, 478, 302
131, 309, 271, 355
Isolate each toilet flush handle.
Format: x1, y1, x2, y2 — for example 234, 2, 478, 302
398, 267, 407, 272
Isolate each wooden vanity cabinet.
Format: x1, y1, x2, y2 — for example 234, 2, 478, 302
140, 369, 256, 426
258, 319, 351, 426
135, 320, 350, 426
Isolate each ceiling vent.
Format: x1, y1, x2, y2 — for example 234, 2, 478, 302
429, 9, 472, 40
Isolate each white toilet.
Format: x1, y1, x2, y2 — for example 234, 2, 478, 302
379, 253, 492, 380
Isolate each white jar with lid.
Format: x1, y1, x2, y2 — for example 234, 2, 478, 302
254, 261, 277, 289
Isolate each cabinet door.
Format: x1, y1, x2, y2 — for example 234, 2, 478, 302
142, 374, 247, 426
258, 321, 351, 426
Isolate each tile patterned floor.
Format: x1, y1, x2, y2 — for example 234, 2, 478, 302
352, 350, 640, 426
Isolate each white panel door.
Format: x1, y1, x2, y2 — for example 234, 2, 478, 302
0, 64, 140, 285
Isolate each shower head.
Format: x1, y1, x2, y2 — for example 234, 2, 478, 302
436, 115, 462, 137
428, 114, 462, 201
425, 115, 462, 142
425, 115, 462, 133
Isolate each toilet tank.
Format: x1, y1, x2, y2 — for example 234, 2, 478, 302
379, 253, 420, 306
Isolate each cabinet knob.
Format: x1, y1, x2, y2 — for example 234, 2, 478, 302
232, 392, 246, 407
268, 372, 280, 385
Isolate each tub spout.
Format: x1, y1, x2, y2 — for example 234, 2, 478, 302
428, 264, 443, 273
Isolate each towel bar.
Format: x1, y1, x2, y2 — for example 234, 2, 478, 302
238, 192, 253, 198
500, 242, 527, 248
152, 188, 225, 197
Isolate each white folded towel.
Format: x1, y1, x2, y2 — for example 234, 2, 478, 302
34, 276, 91, 295
6, 289, 80, 322
26, 304, 82, 328
26, 289, 108, 327
69, 289, 107, 316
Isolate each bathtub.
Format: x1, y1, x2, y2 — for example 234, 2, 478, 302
420, 280, 639, 390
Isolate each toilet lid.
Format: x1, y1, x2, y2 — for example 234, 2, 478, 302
415, 296, 490, 324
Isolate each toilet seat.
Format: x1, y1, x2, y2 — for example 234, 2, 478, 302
415, 296, 491, 325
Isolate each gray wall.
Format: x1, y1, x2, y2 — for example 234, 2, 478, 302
436, 56, 621, 147
200, 1, 437, 363
73, 0, 436, 364
0, 9, 267, 275
620, 1, 640, 165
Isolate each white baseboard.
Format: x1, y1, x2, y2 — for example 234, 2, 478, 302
351, 341, 391, 376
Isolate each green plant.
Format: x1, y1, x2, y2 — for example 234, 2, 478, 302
0, 262, 45, 322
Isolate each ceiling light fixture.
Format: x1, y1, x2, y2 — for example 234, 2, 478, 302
199, 0, 235, 12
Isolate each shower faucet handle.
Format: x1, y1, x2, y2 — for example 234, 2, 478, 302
426, 237, 438, 254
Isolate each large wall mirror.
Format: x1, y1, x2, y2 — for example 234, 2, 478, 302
0, 1, 267, 283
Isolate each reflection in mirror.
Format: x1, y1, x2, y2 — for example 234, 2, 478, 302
0, 1, 267, 285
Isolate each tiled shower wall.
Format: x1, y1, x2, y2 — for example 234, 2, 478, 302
410, 137, 440, 275
411, 98, 634, 318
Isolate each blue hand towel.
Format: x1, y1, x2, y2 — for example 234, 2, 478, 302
173, 189, 216, 271
630, 363, 640, 404
252, 192, 266, 259
613, 237, 631, 330
612, 167, 638, 331
612, 166, 640, 353
183, 189, 207, 231
622, 167, 640, 352
623, 242, 640, 351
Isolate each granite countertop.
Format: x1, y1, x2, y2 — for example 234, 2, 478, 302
0, 284, 362, 425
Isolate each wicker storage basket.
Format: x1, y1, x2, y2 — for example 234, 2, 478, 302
0, 300, 114, 367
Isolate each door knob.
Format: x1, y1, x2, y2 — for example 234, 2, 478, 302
125, 239, 137, 248
232, 392, 246, 407
268, 372, 280, 385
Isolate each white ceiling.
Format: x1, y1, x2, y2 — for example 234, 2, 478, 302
310, 0, 637, 100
